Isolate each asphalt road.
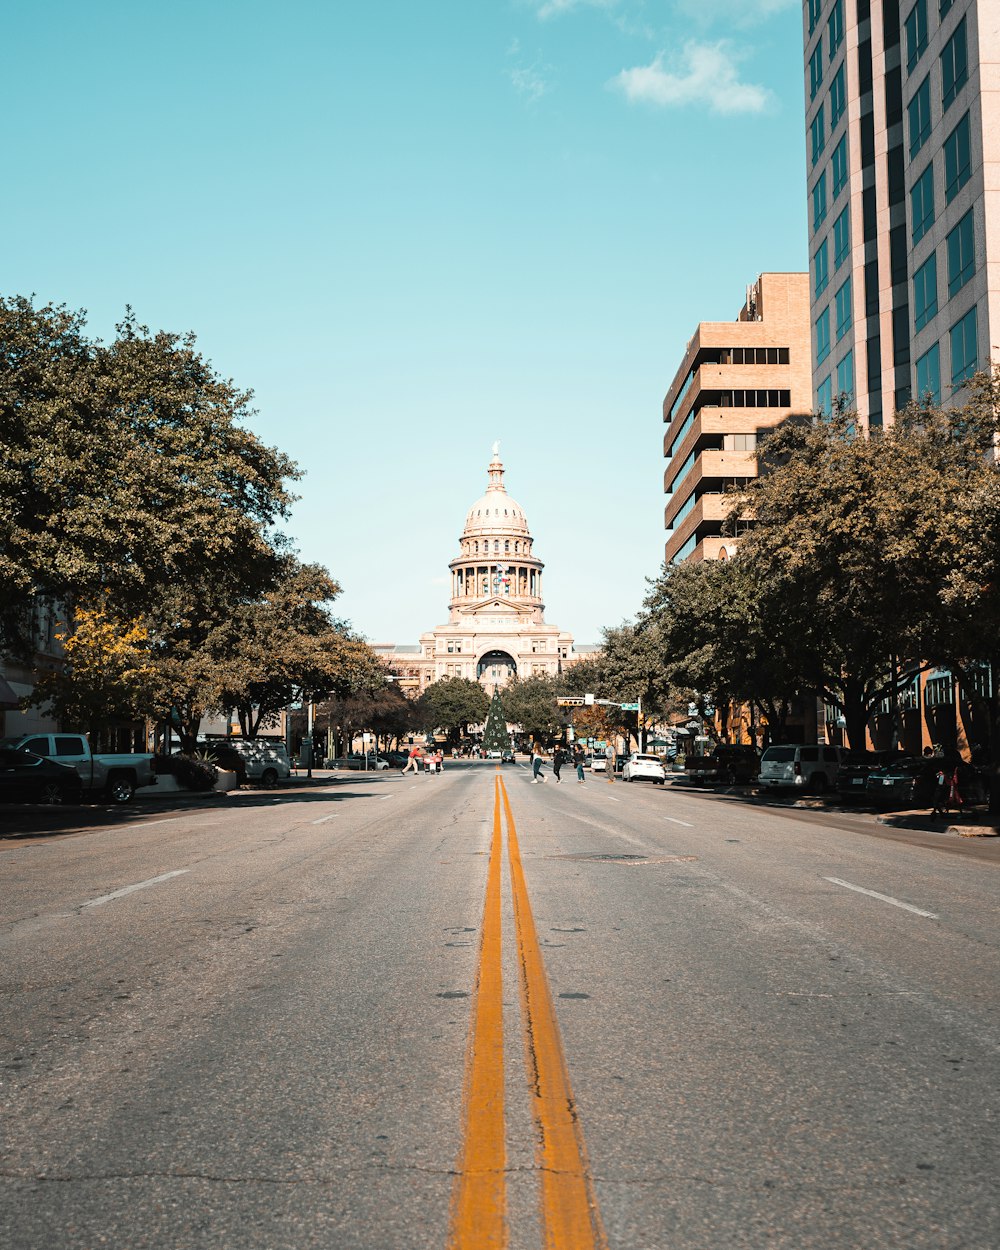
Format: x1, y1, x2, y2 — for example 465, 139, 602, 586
1, 761, 998, 1249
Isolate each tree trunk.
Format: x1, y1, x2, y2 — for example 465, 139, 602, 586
841, 676, 869, 751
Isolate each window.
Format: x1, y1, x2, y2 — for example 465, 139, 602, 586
831, 134, 848, 197
813, 170, 828, 229
829, 63, 846, 126
904, 0, 928, 74
836, 350, 855, 401
950, 304, 978, 385
910, 164, 935, 243
817, 375, 833, 415
940, 0, 953, 14
808, 0, 823, 36
947, 210, 975, 297
810, 105, 826, 166
810, 44, 824, 100
912, 252, 938, 331
942, 17, 968, 111
828, 0, 843, 61
816, 307, 831, 363
915, 342, 941, 404
835, 277, 852, 340
833, 205, 850, 269
814, 238, 830, 297
944, 112, 971, 202
908, 76, 931, 157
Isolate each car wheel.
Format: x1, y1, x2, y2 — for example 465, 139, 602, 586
811, 773, 828, 794
38, 781, 65, 805
107, 775, 135, 804
721, 769, 735, 787
261, 768, 279, 789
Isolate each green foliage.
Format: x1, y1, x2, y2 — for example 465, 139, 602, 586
502, 674, 562, 741
416, 677, 489, 742
482, 688, 513, 754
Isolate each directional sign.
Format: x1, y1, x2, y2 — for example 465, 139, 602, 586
620, 702, 640, 711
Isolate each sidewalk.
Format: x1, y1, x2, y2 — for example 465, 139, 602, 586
876, 810, 999, 838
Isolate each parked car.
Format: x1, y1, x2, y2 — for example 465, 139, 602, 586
622, 753, 666, 784
758, 744, 848, 793
0, 748, 84, 804
336, 754, 390, 771
836, 750, 906, 799
383, 751, 411, 768
864, 757, 986, 809
0, 732, 156, 804
685, 743, 761, 786
590, 754, 607, 773
199, 738, 291, 788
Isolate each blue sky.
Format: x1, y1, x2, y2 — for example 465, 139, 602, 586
6, 0, 807, 645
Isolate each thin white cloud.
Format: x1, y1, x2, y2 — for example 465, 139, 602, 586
510, 64, 551, 101
533, 0, 619, 18
675, 0, 797, 27
612, 42, 772, 115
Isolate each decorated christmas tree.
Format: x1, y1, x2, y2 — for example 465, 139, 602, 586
482, 687, 513, 755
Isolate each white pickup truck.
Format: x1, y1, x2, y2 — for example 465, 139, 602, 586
0, 733, 157, 804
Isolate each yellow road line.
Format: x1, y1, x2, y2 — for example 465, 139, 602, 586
447, 777, 507, 1249
500, 776, 608, 1250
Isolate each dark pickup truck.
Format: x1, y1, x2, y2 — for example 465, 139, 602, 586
684, 743, 761, 786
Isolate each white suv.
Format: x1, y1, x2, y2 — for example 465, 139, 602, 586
622, 753, 666, 785
758, 744, 847, 793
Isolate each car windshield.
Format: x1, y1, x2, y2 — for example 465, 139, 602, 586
634, 755, 660, 763
762, 747, 796, 762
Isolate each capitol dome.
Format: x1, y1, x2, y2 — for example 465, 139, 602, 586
462, 451, 530, 538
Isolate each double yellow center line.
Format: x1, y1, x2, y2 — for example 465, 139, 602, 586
448, 775, 607, 1249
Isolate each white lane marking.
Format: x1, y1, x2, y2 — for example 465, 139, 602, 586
81, 870, 190, 910
605, 795, 620, 802
312, 814, 336, 824
665, 817, 693, 827
378, 795, 394, 801
824, 877, 939, 919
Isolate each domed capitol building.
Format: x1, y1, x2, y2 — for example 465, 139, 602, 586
375, 446, 582, 691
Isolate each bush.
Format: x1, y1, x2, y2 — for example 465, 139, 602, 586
153, 752, 218, 791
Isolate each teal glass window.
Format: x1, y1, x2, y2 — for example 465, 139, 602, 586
908, 77, 931, 158
811, 105, 826, 167
910, 164, 935, 244
814, 238, 830, 298
831, 134, 848, 198
836, 350, 854, 402
810, 44, 824, 100
816, 307, 831, 364
946, 210, 975, 297
904, 0, 928, 74
912, 252, 938, 331
942, 17, 968, 111
808, 0, 823, 36
828, 0, 844, 62
817, 375, 833, 416
944, 112, 971, 202
835, 277, 853, 341
829, 63, 846, 126
950, 305, 978, 385
915, 342, 941, 405
939, 0, 953, 14
813, 170, 828, 229
833, 206, 850, 269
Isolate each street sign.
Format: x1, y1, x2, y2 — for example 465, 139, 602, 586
620, 702, 640, 711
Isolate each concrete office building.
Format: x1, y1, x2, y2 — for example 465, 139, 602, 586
802, 0, 999, 426
662, 272, 812, 565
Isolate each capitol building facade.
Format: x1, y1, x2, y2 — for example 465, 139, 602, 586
374, 448, 580, 691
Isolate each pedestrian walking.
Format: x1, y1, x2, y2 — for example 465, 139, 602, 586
948, 764, 963, 814
573, 746, 586, 784
930, 764, 949, 818
552, 746, 564, 784
401, 746, 421, 775
531, 745, 546, 783
605, 744, 616, 783
434, 748, 444, 775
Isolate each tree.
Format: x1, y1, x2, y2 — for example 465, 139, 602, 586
482, 688, 513, 755
0, 297, 297, 654
502, 674, 562, 742
27, 604, 157, 744
416, 677, 489, 746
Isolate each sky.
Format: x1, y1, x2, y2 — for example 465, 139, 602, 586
5, 0, 808, 646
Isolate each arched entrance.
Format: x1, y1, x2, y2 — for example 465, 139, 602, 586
477, 650, 517, 685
